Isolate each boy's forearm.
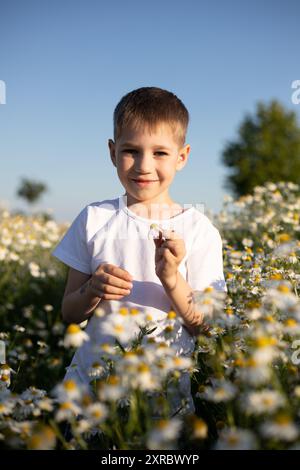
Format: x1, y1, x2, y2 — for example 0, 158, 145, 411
161, 271, 203, 336
62, 280, 102, 324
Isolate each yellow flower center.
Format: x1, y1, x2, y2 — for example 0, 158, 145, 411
165, 325, 174, 333
277, 285, 290, 294
204, 286, 213, 293
66, 324, 81, 334
60, 402, 73, 410
146, 338, 156, 344
246, 357, 257, 367
107, 375, 119, 386
284, 318, 297, 328
246, 301, 261, 309
138, 363, 150, 373
114, 324, 124, 333
156, 420, 168, 430
130, 308, 139, 316
269, 273, 282, 280
275, 414, 291, 425
92, 362, 101, 368
265, 315, 275, 323
278, 233, 291, 243
234, 358, 245, 367
228, 435, 239, 445
82, 394, 92, 406
28, 436, 42, 448
173, 357, 183, 366
255, 336, 277, 348
92, 409, 104, 418
262, 397, 274, 406
123, 351, 135, 358
119, 307, 129, 316
215, 388, 227, 398
167, 310, 177, 319
194, 418, 207, 431
157, 360, 167, 369
63, 380, 77, 391
136, 347, 144, 356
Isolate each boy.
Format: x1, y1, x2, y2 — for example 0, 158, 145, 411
51, 86, 227, 416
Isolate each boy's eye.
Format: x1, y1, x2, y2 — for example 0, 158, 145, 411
122, 149, 167, 156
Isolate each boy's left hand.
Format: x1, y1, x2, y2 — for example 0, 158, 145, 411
153, 229, 186, 288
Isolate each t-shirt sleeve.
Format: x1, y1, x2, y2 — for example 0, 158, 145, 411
51, 205, 92, 274
186, 224, 227, 293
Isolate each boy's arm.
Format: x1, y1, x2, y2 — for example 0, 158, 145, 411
161, 272, 204, 336
153, 228, 216, 336
62, 268, 102, 324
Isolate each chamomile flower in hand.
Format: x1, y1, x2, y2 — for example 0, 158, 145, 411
148, 223, 161, 240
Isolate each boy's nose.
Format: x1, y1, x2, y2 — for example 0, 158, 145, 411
134, 154, 154, 173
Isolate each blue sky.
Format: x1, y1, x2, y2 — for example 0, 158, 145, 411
1, 0, 299, 223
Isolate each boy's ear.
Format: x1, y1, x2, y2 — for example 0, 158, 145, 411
108, 139, 117, 167
176, 144, 190, 171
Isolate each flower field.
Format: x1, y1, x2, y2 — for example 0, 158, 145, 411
0, 181, 300, 450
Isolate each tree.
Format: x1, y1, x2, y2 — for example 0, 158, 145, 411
16, 178, 48, 214
221, 100, 300, 197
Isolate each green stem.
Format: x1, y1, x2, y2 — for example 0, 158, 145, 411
49, 419, 70, 450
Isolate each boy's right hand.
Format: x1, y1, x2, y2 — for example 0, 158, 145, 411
88, 263, 133, 300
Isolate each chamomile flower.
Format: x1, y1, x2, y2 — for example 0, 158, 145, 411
192, 287, 226, 323
0, 399, 15, 416
28, 261, 40, 278
53, 379, 84, 402
0, 364, 14, 388
214, 428, 257, 450
97, 375, 127, 402
260, 414, 299, 441
55, 401, 82, 422
190, 417, 208, 439
84, 402, 108, 424
236, 359, 271, 386
146, 418, 182, 450
131, 362, 159, 391
88, 361, 106, 379
240, 390, 286, 415
101, 314, 140, 344
197, 379, 237, 403
27, 424, 56, 450
148, 223, 162, 240
63, 324, 89, 348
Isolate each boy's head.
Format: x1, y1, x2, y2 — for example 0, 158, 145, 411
108, 87, 191, 207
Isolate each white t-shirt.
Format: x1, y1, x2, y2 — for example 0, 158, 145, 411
51, 195, 227, 414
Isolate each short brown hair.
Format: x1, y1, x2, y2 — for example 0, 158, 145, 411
113, 87, 189, 148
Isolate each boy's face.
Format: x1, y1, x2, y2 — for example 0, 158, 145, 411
108, 122, 190, 207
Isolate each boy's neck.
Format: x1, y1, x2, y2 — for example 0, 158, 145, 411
123, 192, 184, 220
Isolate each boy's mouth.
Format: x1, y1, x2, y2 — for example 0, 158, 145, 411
131, 178, 158, 187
